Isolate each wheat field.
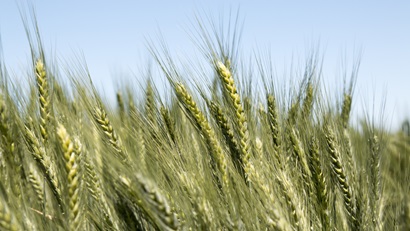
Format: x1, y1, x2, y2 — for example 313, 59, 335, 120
0, 15, 409, 231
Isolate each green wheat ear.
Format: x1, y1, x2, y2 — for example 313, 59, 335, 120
160, 106, 176, 144
117, 91, 125, 121
119, 175, 179, 231
93, 105, 129, 163
0, 95, 14, 154
341, 93, 352, 129
324, 124, 359, 230
57, 124, 82, 231
215, 60, 251, 185
267, 94, 281, 159
209, 101, 243, 178
307, 136, 330, 231
35, 58, 51, 143
24, 118, 63, 210
0, 198, 21, 231
174, 82, 229, 186
145, 80, 157, 126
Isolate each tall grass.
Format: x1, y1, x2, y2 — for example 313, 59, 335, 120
0, 14, 409, 231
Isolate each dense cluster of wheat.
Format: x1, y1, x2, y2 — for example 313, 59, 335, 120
0, 19, 409, 231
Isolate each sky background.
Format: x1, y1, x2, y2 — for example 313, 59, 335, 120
0, 1, 409, 131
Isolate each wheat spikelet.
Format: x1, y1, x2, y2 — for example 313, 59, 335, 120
57, 124, 81, 231
28, 164, 45, 209
254, 137, 263, 160
307, 137, 330, 231
342, 129, 356, 189
175, 82, 228, 186
324, 125, 359, 229
137, 127, 147, 170
289, 127, 312, 187
83, 157, 101, 203
145, 81, 157, 126
160, 106, 176, 144
341, 93, 352, 129
209, 101, 242, 177
117, 91, 125, 122
287, 101, 299, 126
35, 58, 51, 143
301, 82, 314, 119
277, 175, 301, 230
83, 153, 118, 230
0, 197, 21, 231
128, 95, 138, 125
119, 175, 179, 231
267, 94, 281, 149
93, 105, 129, 163
216, 60, 251, 185
0, 96, 14, 154
0, 95, 19, 198
53, 80, 68, 106
369, 134, 381, 229
246, 160, 286, 229
24, 119, 63, 209
266, 94, 283, 167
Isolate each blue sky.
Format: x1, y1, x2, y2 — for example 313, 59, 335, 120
1, 1, 409, 130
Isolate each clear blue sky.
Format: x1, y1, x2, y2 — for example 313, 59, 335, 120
1, 1, 409, 130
